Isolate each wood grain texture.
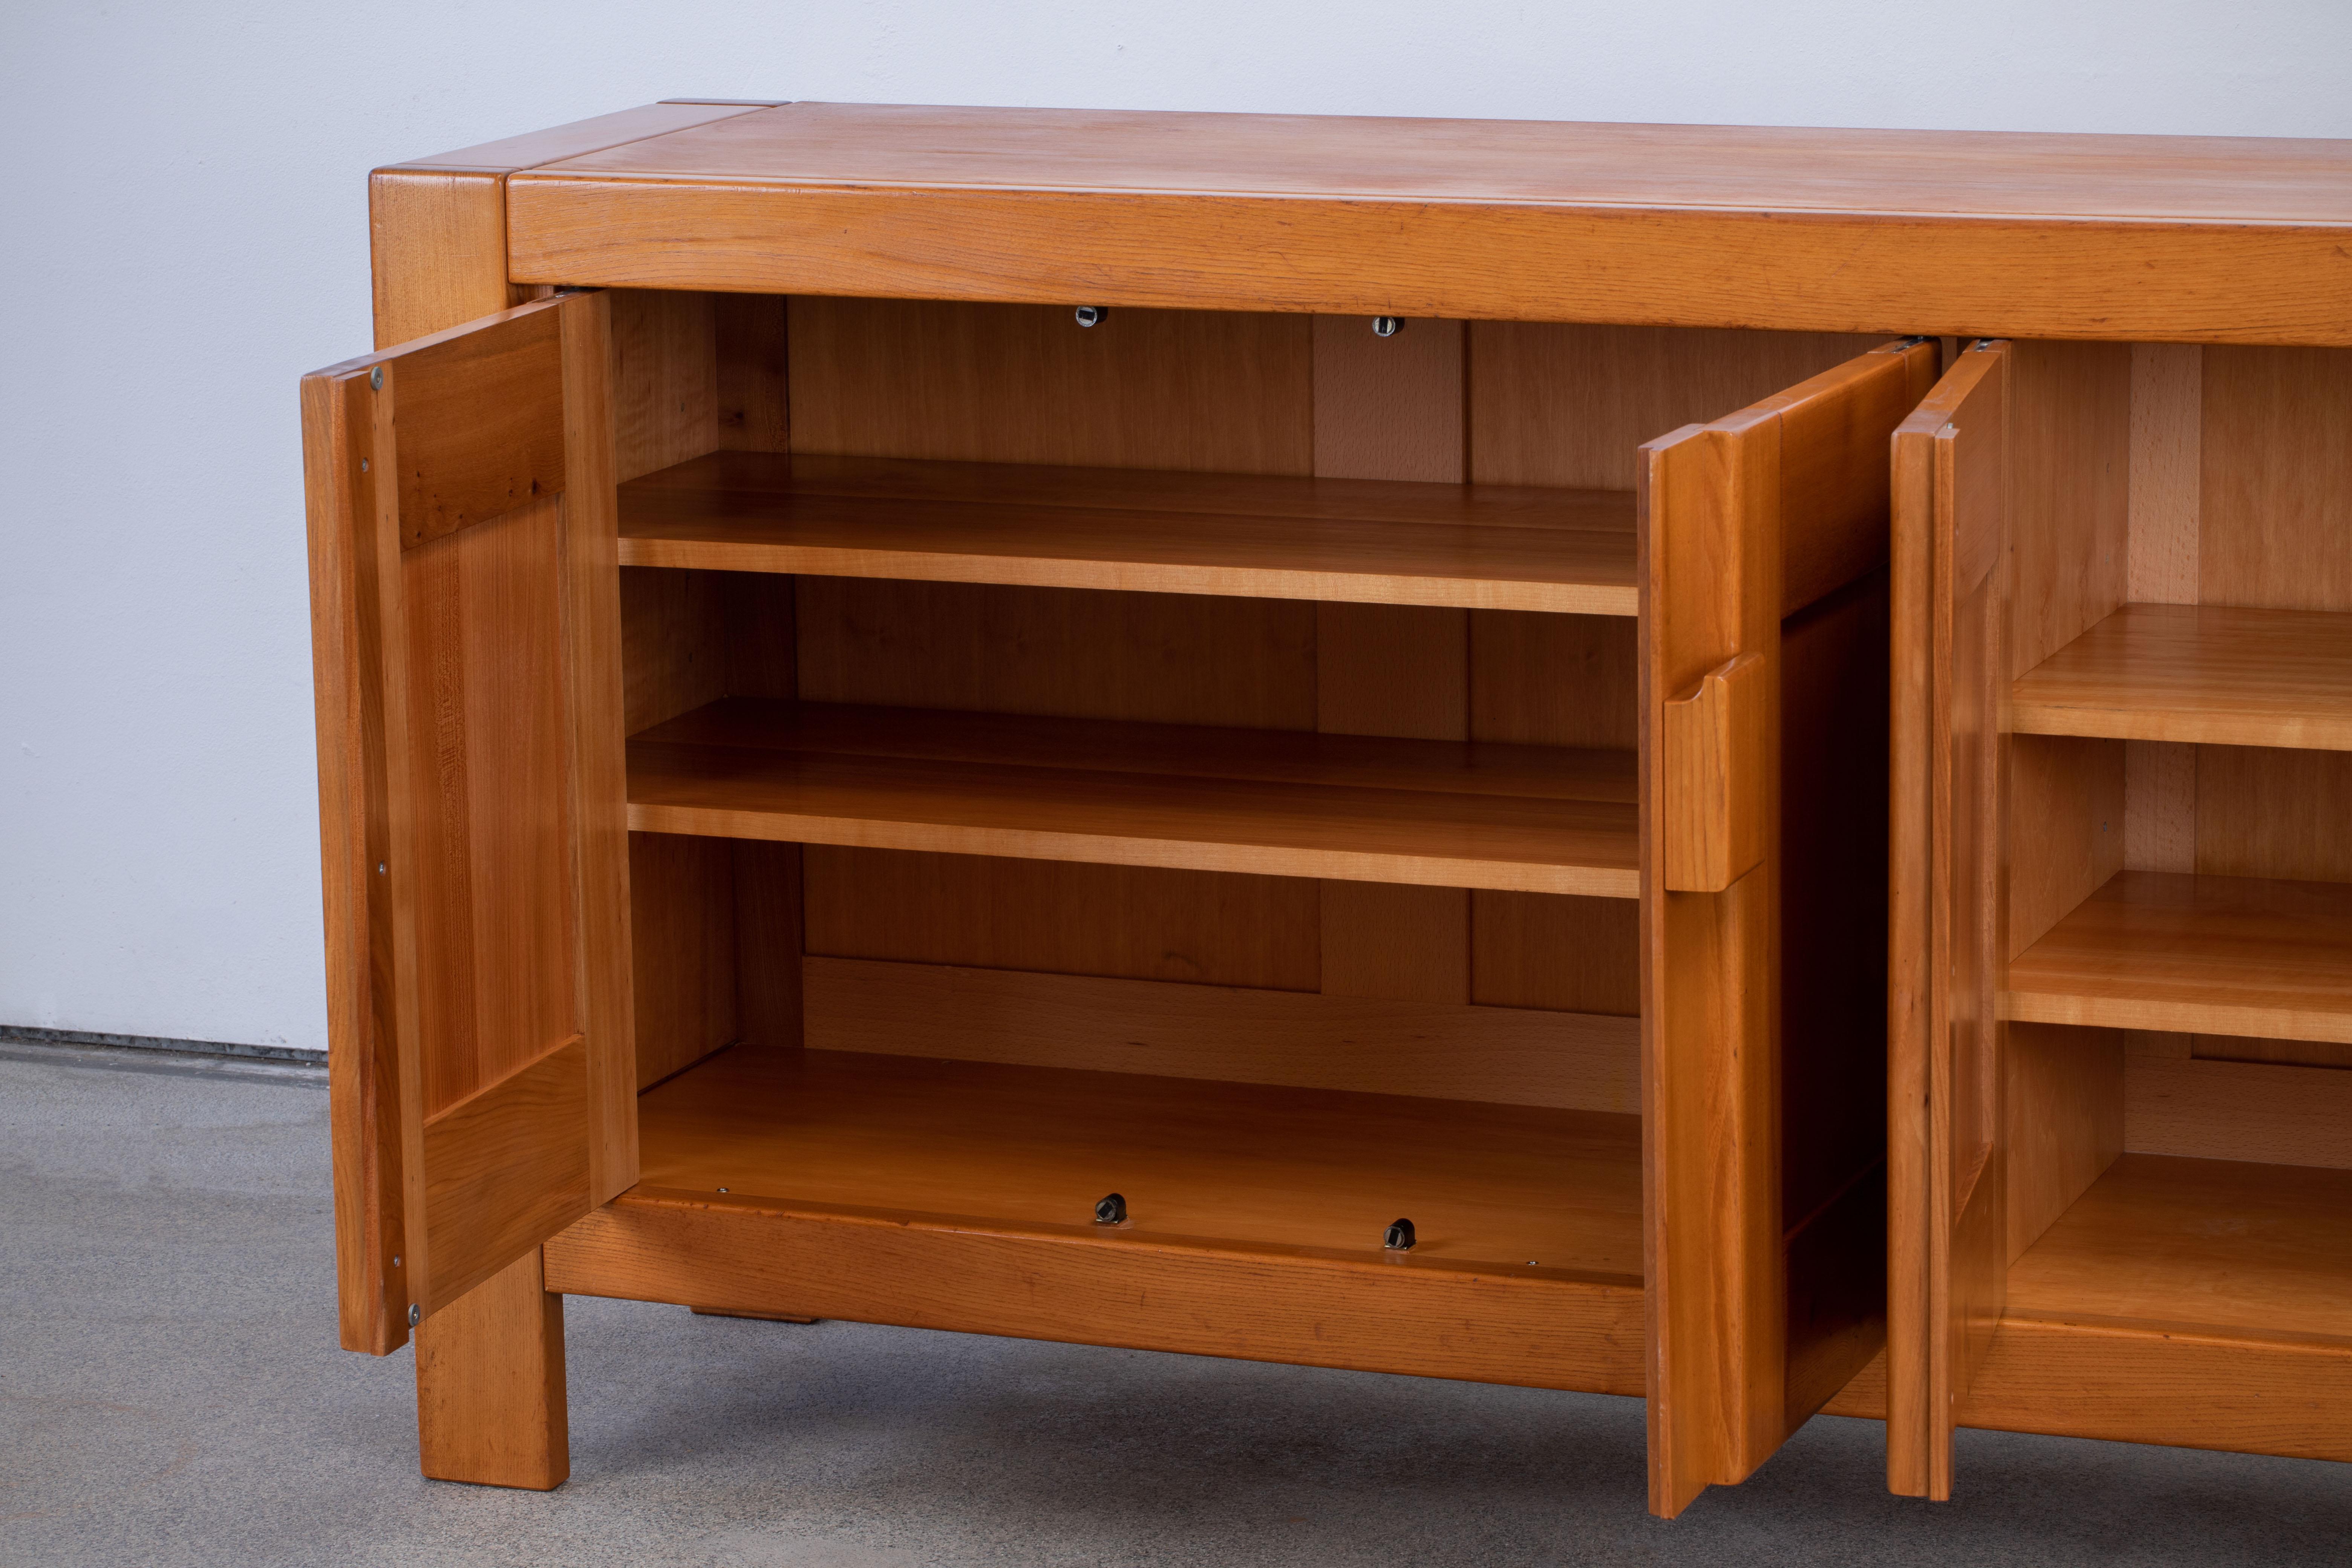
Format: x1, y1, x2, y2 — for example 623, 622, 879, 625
549, 1191, 1647, 1398
418, 1036, 590, 1315
387, 305, 566, 549
623, 1045, 1645, 1280
619, 452, 1636, 614
393, 101, 778, 175
1886, 340, 2011, 1501
627, 833, 737, 1090
2200, 346, 2352, 611
609, 289, 717, 484
1661, 653, 1767, 893
414, 1250, 568, 1490
715, 292, 791, 452
2193, 744, 2352, 885
2126, 1044, 2352, 1170
369, 170, 516, 350
2003, 1023, 2124, 1261
787, 297, 1312, 471
794, 576, 1318, 729
1469, 325, 1876, 493
1471, 893, 1640, 1017
2127, 344, 2200, 606
303, 365, 406, 1355
1311, 314, 1464, 483
2014, 603, 2352, 750
2007, 340, 2131, 679
2006, 871, 2352, 1045
803, 957, 1640, 1113
628, 699, 1640, 897
506, 106, 2352, 343
2124, 740, 2196, 875
619, 567, 727, 736
802, 847, 1319, 992
2006, 735, 2125, 962
732, 839, 804, 1054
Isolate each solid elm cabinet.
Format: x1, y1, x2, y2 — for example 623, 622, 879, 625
300, 100, 2352, 1517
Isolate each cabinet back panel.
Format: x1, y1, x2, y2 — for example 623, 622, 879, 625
802, 846, 1319, 992
787, 297, 1314, 472
2201, 346, 2352, 612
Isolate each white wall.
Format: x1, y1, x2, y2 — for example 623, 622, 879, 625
3, 1, 2348, 1053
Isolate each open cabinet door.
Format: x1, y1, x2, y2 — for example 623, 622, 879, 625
1640, 336, 1939, 1516
1886, 339, 2012, 1499
301, 292, 635, 1352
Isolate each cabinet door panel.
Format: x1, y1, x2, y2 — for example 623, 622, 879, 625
302, 292, 635, 1348
1640, 336, 1937, 1516
1887, 340, 2012, 1499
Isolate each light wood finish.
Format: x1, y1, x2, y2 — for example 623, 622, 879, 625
2014, 603, 2352, 750
715, 292, 792, 452
547, 1045, 1647, 1394
2005, 735, 2125, 961
1998, 1152, 2352, 1404
2123, 741, 2196, 874
2008, 341, 2132, 680
372, 103, 775, 351
415, 1250, 568, 1489
795, 576, 1318, 728
2007, 870, 2352, 1046
804, 957, 1639, 1114
1311, 314, 1465, 484
2002, 1024, 2124, 1263
2194, 744, 2352, 885
609, 289, 718, 484
303, 356, 404, 1355
1468, 326, 1876, 493
1887, 340, 2011, 1502
802, 847, 1319, 993
1638, 338, 1929, 1513
302, 293, 635, 1323
505, 105, 2352, 343
1471, 892, 1640, 1017
2126, 1044, 2352, 1171
2201, 346, 2352, 611
618, 452, 1637, 614
1661, 654, 1767, 893
787, 297, 1312, 472
627, 833, 736, 1090
1313, 317, 1474, 1004
629, 698, 1640, 897
369, 172, 516, 351
2127, 344, 2200, 606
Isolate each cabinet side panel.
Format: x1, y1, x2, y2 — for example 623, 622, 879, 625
2200, 346, 2352, 613
370, 170, 519, 349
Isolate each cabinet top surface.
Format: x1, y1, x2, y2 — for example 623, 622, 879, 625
496, 101, 2352, 226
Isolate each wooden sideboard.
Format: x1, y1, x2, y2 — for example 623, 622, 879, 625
300, 100, 2352, 1517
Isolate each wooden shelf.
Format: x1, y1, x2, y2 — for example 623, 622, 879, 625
627, 698, 1640, 896
617, 452, 1638, 615
2004, 871, 2352, 1044
2012, 602, 2352, 750
2007, 1154, 2352, 1341
1945, 1154, 2352, 1461
545, 1047, 1647, 1396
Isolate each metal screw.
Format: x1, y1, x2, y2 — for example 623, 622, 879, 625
359, 458, 369, 472
1384, 1217, 1416, 1251
370, 366, 383, 391
391, 1255, 401, 1268
408, 1303, 420, 1327
717, 1187, 729, 1193
378, 862, 387, 875
1372, 316, 1403, 338
1074, 305, 1109, 328
1094, 1192, 1127, 1225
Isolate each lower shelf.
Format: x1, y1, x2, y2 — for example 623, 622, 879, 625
545, 1046, 1647, 1395
1972, 1154, 2352, 1460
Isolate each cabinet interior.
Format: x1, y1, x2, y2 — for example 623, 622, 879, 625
1994, 342, 2352, 1388
595, 289, 1886, 1383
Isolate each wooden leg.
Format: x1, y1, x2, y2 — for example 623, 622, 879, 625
415, 1249, 570, 1490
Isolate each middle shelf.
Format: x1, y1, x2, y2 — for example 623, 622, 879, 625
617, 451, 1640, 614
2005, 870, 2352, 1043
627, 698, 1641, 896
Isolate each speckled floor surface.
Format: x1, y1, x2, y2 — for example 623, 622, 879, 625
5, 1043, 2347, 1567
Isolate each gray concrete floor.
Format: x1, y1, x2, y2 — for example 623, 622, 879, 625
5, 1045, 2348, 1567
